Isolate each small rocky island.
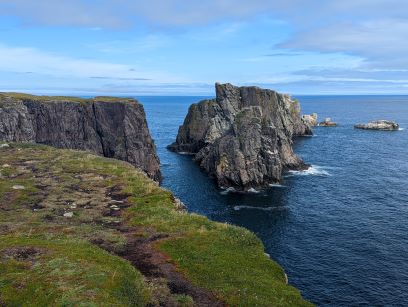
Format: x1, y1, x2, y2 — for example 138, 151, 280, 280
354, 120, 399, 131
0, 93, 161, 180
168, 83, 312, 190
319, 118, 337, 127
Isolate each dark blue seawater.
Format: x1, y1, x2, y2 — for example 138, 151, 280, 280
140, 95, 408, 306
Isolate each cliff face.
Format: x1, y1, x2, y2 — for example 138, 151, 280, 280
0, 93, 161, 180
168, 83, 312, 190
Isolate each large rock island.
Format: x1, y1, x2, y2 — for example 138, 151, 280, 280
168, 83, 312, 190
0, 93, 161, 180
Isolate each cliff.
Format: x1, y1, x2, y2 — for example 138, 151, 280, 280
0, 93, 161, 181
168, 83, 312, 190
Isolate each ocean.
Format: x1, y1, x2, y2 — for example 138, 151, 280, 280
140, 95, 408, 306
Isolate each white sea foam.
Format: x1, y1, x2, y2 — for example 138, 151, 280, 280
285, 165, 332, 177
178, 152, 195, 155
399, 128, 405, 131
247, 188, 260, 194
220, 187, 262, 195
269, 183, 287, 188
220, 187, 236, 195
302, 134, 316, 137
234, 205, 288, 211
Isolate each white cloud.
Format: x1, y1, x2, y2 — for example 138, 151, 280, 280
0, 0, 128, 28
0, 44, 176, 80
0, 43, 195, 96
2, 0, 408, 94
0, 0, 277, 28
281, 19, 408, 68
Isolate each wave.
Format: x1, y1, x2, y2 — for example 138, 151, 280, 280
285, 165, 332, 177
399, 128, 405, 131
220, 187, 262, 195
220, 187, 236, 195
178, 152, 195, 155
234, 205, 288, 211
301, 134, 316, 137
269, 183, 287, 188
247, 188, 260, 194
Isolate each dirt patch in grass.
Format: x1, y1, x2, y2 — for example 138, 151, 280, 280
118, 227, 224, 307
2, 246, 46, 264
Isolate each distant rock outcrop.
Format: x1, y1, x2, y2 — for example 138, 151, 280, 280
319, 118, 337, 127
0, 93, 161, 180
302, 113, 318, 127
168, 83, 312, 190
354, 120, 399, 131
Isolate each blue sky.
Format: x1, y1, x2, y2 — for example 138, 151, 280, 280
1, 0, 408, 95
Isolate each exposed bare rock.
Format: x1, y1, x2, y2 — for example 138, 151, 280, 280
302, 113, 318, 127
319, 118, 337, 127
0, 93, 161, 180
168, 83, 312, 190
354, 120, 399, 131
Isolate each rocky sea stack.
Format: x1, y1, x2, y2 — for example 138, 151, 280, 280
168, 83, 312, 190
0, 93, 161, 180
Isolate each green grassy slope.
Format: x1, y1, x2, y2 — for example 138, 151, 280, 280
0, 143, 312, 306
0, 92, 136, 104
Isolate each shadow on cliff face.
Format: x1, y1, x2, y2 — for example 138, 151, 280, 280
0, 93, 161, 181
168, 83, 312, 191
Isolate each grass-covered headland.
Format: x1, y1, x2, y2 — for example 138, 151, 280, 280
0, 143, 312, 306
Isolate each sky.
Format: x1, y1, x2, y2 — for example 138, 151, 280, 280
1, 0, 408, 95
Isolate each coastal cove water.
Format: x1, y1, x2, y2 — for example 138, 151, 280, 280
140, 95, 408, 306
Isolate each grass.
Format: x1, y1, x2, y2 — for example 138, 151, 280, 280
0, 236, 149, 307
0, 92, 136, 104
0, 143, 312, 306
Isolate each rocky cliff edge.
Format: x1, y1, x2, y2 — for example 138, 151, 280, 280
0, 93, 161, 180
